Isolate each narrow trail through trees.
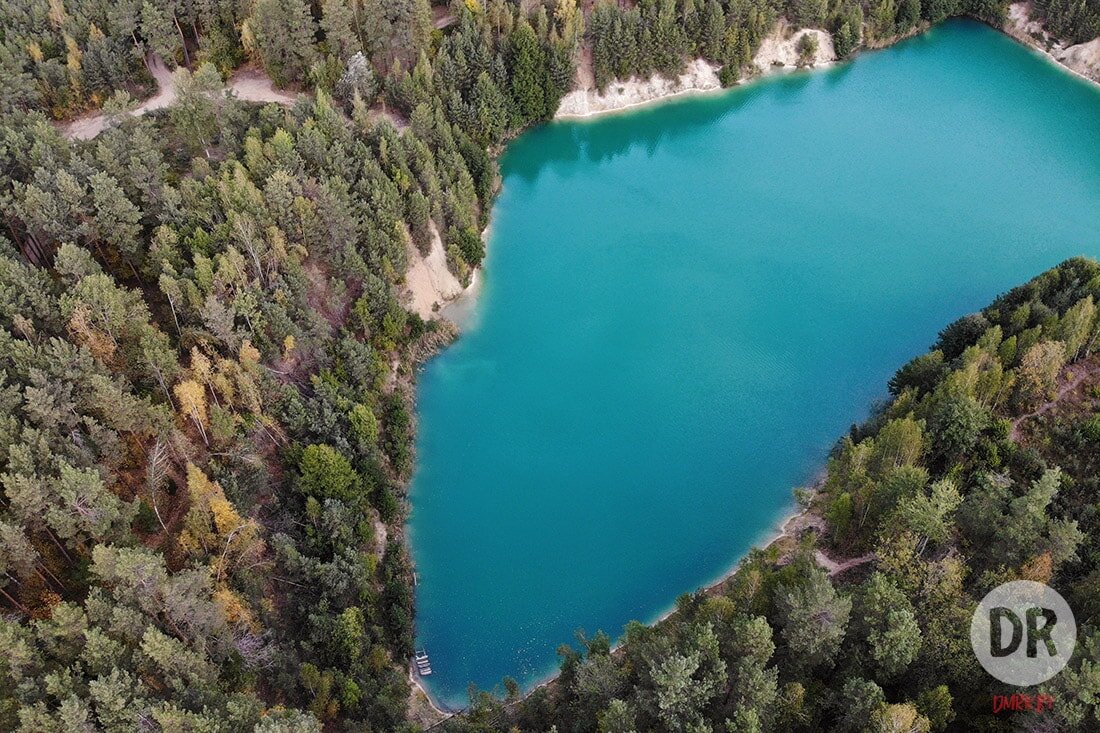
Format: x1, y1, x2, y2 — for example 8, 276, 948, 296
1010, 358, 1100, 441
815, 549, 875, 577
63, 53, 300, 141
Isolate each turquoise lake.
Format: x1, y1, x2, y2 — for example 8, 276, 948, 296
409, 19, 1100, 707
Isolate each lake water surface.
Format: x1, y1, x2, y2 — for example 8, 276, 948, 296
409, 19, 1100, 707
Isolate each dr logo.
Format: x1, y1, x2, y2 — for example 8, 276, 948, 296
970, 581, 1076, 687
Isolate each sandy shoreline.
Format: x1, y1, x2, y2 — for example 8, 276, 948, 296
432, 11, 1100, 325
1004, 2, 1100, 85
437, 10, 1098, 322
555, 58, 724, 119
555, 23, 837, 120
404, 223, 466, 320
409, 670, 455, 726
554, 11, 1098, 122
556, 78, 724, 120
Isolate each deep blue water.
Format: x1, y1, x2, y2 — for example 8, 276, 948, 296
409, 20, 1100, 707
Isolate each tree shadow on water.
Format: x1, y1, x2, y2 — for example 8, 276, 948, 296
502, 85, 768, 185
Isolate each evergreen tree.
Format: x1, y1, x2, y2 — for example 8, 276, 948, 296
141, 1, 183, 66
321, 0, 363, 62
249, 0, 318, 85
471, 71, 509, 145
507, 20, 546, 124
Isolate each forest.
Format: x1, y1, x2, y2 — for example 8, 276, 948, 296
1034, 0, 1100, 44
5, 0, 1095, 126
0, 0, 1097, 731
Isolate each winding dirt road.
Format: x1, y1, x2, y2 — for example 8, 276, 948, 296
63, 54, 300, 141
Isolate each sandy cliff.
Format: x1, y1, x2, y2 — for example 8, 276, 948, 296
555, 58, 723, 118
753, 22, 837, 69
403, 225, 466, 320
1006, 2, 1100, 82
555, 21, 837, 120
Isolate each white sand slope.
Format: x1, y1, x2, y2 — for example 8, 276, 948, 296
1006, 2, 1100, 83
753, 22, 837, 70
404, 225, 465, 320
556, 58, 722, 118
555, 20, 837, 120
1057, 37, 1100, 82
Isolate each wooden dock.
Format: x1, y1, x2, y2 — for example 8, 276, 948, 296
414, 649, 432, 676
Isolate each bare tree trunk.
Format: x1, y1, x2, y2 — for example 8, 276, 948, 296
147, 440, 170, 532
173, 15, 192, 68
126, 256, 145, 288
164, 290, 184, 340
154, 370, 176, 410
34, 565, 65, 592
44, 528, 74, 564
0, 587, 29, 615
190, 408, 209, 445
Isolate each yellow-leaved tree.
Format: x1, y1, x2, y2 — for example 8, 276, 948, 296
173, 379, 209, 444
178, 464, 265, 583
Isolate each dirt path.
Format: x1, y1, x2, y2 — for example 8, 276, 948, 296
432, 5, 456, 29
65, 53, 177, 139
227, 67, 300, 105
1010, 358, 1100, 441
815, 549, 875, 577
63, 54, 299, 141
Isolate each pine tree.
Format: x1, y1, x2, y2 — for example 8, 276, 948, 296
169, 63, 222, 157
471, 71, 509, 145
321, 0, 362, 62
46, 462, 136, 548
250, 0, 318, 85
507, 19, 545, 124
701, 0, 725, 61
141, 1, 182, 66
89, 171, 143, 276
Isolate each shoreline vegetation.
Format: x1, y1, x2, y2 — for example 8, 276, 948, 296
413, 482, 822, 722
41, 7, 1097, 316
1004, 2, 1100, 84
412, 469, 839, 722
411, 5, 1100, 317
554, 20, 837, 119
407, 12, 1094, 707
555, 5, 1098, 121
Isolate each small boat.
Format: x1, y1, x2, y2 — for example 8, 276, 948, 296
414, 649, 432, 675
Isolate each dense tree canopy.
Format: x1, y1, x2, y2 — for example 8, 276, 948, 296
0, 0, 1096, 730
0, 56, 490, 731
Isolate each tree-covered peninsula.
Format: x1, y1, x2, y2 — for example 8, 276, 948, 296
0, 0, 1097, 731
